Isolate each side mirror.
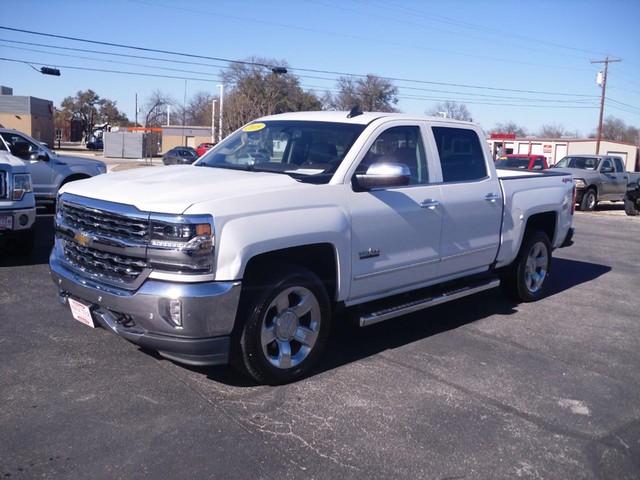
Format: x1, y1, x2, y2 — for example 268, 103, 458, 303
37, 147, 50, 161
601, 166, 614, 173
355, 163, 411, 190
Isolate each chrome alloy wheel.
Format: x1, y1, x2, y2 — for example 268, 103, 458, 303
260, 286, 321, 370
524, 241, 549, 294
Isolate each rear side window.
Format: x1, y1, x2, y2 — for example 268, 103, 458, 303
613, 157, 625, 172
432, 127, 487, 182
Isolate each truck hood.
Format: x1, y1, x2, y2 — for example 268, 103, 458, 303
0, 151, 29, 171
551, 167, 593, 178
52, 152, 107, 168
59, 165, 309, 214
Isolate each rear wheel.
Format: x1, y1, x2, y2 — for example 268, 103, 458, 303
232, 265, 331, 385
579, 188, 597, 211
624, 196, 639, 216
501, 230, 552, 303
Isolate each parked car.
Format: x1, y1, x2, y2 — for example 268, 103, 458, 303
0, 151, 36, 256
86, 139, 104, 150
552, 154, 640, 211
196, 142, 216, 157
624, 178, 640, 216
49, 111, 575, 385
496, 154, 549, 170
0, 128, 107, 208
162, 147, 199, 165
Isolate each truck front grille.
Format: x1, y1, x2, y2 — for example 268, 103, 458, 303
57, 196, 151, 288
63, 241, 148, 284
0, 171, 6, 199
60, 201, 149, 240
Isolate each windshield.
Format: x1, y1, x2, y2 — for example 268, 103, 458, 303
195, 120, 366, 183
496, 156, 530, 169
554, 156, 598, 170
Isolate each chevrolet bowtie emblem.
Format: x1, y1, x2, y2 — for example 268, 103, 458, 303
74, 231, 92, 247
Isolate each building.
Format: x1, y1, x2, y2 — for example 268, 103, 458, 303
161, 125, 216, 152
487, 134, 639, 171
0, 86, 55, 146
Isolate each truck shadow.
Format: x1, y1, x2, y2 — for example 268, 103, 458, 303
0, 213, 54, 267
199, 256, 611, 386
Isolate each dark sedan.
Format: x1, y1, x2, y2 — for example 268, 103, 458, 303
86, 139, 104, 150
162, 147, 199, 165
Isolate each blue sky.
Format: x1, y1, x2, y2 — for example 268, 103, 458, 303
1, 0, 639, 137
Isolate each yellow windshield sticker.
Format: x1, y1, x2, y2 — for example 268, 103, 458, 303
242, 123, 266, 132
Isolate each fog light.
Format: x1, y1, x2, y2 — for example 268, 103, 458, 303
19, 214, 29, 226
168, 299, 182, 327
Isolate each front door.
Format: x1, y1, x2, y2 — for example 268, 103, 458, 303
348, 124, 443, 302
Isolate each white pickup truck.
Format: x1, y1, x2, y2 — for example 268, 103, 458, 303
49, 111, 575, 384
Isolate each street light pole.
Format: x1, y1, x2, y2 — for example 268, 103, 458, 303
591, 57, 621, 154
217, 84, 224, 143
211, 99, 216, 143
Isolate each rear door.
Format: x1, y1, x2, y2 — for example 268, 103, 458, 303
429, 126, 503, 278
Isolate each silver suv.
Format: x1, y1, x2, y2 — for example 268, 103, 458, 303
0, 128, 107, 207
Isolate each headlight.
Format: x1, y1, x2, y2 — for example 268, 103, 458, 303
96, 164, 107, 174
573, 178, 587, 189
148, 215, 215, 275
13, 173, 33, 201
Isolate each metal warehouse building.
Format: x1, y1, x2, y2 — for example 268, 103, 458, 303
487, 135, 639, 171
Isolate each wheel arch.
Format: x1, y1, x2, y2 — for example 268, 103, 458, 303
243, 243, 339, 302
524, 211, 557, 246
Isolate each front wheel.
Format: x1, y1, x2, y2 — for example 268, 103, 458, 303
232, 265, 331, 385
501, 230, 552, 303
579, 188, 597, 211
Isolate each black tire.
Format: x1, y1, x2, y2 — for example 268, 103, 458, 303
500, 230, 552, 303
579, 188, 597, 211
232, 265, 331, 385
624, 196, 639, 216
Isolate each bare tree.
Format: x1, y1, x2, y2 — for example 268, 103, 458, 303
489, 122, 528, 138
325, 75, 399, 112
427, 101, 472, 121
221, 57, 321, 134
142, 90, 175, 128
592, 116, 639, 144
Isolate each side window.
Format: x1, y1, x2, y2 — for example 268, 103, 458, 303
432, 127, 487, 182
533, 158, 543, 169
358, 126, 429, 185
613, 157, 625, 172
0, 132, 36, 160
601, 158, 613, 171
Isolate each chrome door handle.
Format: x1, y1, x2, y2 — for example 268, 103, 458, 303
421, 199, 441, 209
485, 193, 500, 203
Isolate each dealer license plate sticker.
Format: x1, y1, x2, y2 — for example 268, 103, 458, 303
68, 298, 95, 328
0, 215, 12, 230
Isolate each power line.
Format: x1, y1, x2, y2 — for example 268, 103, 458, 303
0, 25, 598, 99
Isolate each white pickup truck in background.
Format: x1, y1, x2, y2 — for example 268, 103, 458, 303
49, 111, 575, 384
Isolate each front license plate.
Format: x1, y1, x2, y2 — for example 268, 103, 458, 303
0, 215, 12, 230
68, 298, 95, 328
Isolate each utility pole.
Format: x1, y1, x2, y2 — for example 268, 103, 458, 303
217, 84, 224, 143
591, 57, 621, 154
211, 99, 216, 143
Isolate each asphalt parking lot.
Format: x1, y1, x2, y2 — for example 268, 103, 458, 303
1, 211, 638, 479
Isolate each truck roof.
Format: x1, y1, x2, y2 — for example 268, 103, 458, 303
256, 110, 477, 126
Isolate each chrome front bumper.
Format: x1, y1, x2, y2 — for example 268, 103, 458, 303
49, 248, 242, 366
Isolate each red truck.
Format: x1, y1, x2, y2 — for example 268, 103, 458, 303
496, 154, 549, 170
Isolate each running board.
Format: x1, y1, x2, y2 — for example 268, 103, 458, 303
359, 278, 500, 327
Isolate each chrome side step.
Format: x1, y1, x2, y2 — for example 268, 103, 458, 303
359, 278, 500, 327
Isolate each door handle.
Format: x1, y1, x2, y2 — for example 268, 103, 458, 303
420, 199, 441, 209
485, 193, 500, 203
